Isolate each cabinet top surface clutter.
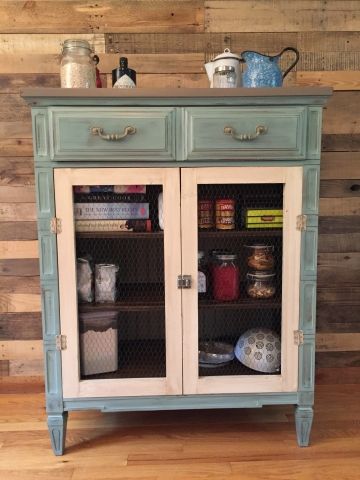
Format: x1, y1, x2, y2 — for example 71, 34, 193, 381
21, 87, 332, 107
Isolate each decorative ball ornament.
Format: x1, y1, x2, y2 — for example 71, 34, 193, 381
235, 328, 281, 373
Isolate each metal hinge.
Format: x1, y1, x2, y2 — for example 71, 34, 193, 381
296, 214, 307, 231
294, 330, 304, 346
55, 335, 67, 351
177, 275, 192, 289
50, 217, 62, 234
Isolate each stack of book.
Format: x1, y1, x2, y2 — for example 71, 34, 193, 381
74, 185, 151, 233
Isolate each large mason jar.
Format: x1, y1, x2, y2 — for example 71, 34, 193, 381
60, 39, 96, 88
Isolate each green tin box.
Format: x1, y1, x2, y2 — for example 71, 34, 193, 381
245, 208, 283, 229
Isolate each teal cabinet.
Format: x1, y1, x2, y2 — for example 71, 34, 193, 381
23, 87, 331, 455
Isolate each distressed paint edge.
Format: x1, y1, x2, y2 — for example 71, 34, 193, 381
32, 108, 49, 160
307, 107, 322, 160
303, 164, 320, 215
63, 392, 299, 412
299, 280, 317, 334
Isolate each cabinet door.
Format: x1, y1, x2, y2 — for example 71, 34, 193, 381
181, 167, 302, 394
55, 168, 182, 398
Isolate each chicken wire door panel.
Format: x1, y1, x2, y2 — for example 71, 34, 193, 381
181, 167, 302, 395
54, 168, 182, 398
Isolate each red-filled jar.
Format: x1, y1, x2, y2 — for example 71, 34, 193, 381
212, 253, 240, 301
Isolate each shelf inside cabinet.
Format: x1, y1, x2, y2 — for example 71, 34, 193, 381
199, 229, 282, 238
79, 296, 281, 314
76, 231, 164, 239
79, 283, 165, 312
199, 360, 280, 377
199, 297, 281, 310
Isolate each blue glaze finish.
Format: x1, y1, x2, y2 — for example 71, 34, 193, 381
242, 48, 299, 88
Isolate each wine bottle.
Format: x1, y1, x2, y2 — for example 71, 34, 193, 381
112, 57, 136, 88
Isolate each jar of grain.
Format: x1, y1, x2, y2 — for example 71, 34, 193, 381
246, 271, 276, 299
60, 39, 96, 88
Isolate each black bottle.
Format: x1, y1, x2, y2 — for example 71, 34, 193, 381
112, 57, 136, 88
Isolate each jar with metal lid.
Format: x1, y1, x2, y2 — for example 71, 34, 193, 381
198, 251, 208, 298
60, 39, 96, 88
213, 65, 237, 88
212, 253, 240, 301
246, 271, 276, 299
246, 244, 274, 271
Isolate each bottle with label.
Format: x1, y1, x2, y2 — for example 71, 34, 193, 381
112, 57, 136, 88
198, 251, 208, 299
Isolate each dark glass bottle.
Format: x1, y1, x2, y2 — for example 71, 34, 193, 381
93, 55, 102, 88
112, 57, 136, 88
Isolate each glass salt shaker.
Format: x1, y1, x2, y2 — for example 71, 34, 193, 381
213, 65, 237, 88
60, 39, 96, 88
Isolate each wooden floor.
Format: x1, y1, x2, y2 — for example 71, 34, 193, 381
0, 385, 359, 479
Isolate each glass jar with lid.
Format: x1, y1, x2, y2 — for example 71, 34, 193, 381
246, 271, 276, 299
212, 253, 240, 301
60, 39, 96, 88
246, 244, 275, 271
213, 65, 237, 88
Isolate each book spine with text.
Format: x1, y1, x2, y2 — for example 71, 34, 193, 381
75, 219, 152, 232
74, 203, 149, 220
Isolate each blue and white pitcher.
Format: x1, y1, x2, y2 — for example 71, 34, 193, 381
241, 47, 299, 87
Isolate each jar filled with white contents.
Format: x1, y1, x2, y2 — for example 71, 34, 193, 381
213, 65, 237, 88
60, 39, 96, 88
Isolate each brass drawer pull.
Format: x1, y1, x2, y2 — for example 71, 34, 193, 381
224, 125, 267, 141
91, 125, 136, 141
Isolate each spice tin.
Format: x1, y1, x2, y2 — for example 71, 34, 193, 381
198, 199, 214, 229
215, 199, 235, 230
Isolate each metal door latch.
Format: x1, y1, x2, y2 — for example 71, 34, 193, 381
177, 275, 192, 289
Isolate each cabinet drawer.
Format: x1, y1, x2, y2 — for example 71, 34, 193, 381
185, 107, 307, 160
49, 107, 176, 161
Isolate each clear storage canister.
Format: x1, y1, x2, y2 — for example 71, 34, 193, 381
246, 244, 274, 271
60, 39, 96, 88
213, 65, 237, 88
246, 271, 276, 299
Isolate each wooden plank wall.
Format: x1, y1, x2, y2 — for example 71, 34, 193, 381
0, 1, 359, 392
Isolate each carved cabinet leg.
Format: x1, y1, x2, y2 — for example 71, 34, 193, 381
48, 412, 68, 455
295, 406, 313, 447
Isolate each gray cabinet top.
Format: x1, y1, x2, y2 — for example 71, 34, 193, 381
22, 87, 332, 107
